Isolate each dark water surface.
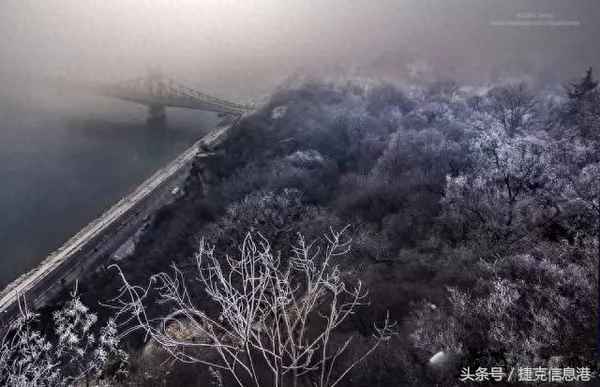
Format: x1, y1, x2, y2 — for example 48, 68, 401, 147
0, 86, 218, 288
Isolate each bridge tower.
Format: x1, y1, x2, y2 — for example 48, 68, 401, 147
145, 69, 167, 126
147, 103, 166, 125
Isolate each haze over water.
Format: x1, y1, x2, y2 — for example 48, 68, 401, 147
0, 85, 218, 288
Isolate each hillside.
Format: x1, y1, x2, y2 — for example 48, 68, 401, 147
3, 72, 599, 386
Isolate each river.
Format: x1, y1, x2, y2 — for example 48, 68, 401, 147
0, 85, 218, 288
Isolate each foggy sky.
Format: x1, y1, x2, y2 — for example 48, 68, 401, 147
1, 0, 600, 99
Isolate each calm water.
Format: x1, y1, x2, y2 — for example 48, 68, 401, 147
0, 86, 218, 288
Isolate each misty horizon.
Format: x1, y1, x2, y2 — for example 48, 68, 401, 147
1, 0, 600, 101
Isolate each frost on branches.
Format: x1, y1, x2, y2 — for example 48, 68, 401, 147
110, 229, 397, 387
0, 288, 127, 386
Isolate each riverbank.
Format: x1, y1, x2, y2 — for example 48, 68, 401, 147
0, 118, 240, 323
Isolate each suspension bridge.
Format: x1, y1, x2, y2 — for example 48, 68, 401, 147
49, 71, 252, 123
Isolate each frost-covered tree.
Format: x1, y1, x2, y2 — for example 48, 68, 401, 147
410, 241, 597, 368
568, 67, 598, 103
110, 229, 396, 387
374, 126, 468, 181
199, 189, 342, 259
547, 137, 600, 247
485, 83, 537, 137
0, 306, 57, 386
564, 68, 600, 138
440, 127, 554, 248
0, 289, 127, 386
558, 162, 600, 244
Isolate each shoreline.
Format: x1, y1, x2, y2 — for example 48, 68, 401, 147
0, 118, 240, 323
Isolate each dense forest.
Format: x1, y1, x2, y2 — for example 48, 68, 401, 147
2, 69, 599, 386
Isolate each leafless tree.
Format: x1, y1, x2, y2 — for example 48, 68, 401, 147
0, 286, 126, 386
0, 298, 58, 386
110, 228, 396, 387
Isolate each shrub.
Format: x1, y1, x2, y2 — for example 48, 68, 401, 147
199, 189, 343, 259
0, 289, 127, 386
410, 240, 597, 369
